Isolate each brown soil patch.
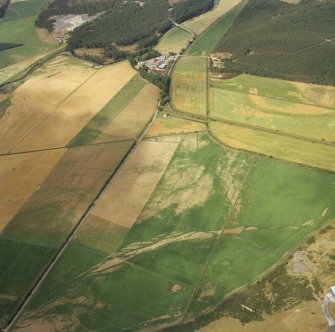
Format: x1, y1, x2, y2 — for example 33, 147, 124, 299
168, 0, 182, 5
222, 227, 244, 235
74, 48, 104, 57
115, 44, 139, 53
0, 56, 95, 153
91, 140, 179, 229
198, 285, 216, 300
281, 0, 302, 4
95, 83, 159, 142
12, 61, 136, 152
171, 284, 182, 293
0, 149, 66, 232
0, 294, 17, 301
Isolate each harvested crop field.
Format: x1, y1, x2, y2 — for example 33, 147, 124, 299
0, 149, 66, 231
0, 55, 95, 153
94, 82, 159, 142
11, 61, 137, 152
12, 132, 335, 331
146, 113, 207, 137
171, 56, 208, 115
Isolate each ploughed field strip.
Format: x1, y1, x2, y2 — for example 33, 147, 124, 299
12, 133, 335, 331
0, 56, 159, 328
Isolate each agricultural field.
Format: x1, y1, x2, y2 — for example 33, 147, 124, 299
186, 1, 246, 56
181, 0, 244, 36
155, 27, 192, 55
11, 132, 335, 331
209, 76, 335, 142
0, 55, 159, 328
146, 108, 207, 138
0, 0, 56, 70
210, 121, 335, 172
0, 56, 139, 153
170, 56, 208, 115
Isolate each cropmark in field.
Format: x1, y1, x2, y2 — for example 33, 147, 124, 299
171, 56, 208, 116
210, 75, 335, 142
13, 133, 335, 331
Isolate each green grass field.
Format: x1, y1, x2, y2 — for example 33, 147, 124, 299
210, 121, 335, 172
210, 74, 335, 108
186, 2, 245, 56
13, 133, 335, 331
155, 27, 192, 55
170, 56, 208, 115
0, 0, 56, 70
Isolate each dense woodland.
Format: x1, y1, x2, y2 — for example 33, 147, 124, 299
0, 0, 10, 18
172, 0, 213, 23
69, 0, 169, 49
36, 0, 214, 58
216, 0, 335, 85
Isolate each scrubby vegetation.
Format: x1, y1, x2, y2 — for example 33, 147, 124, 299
216, 0, 335, 85
164, 263, 318, 331
0, 0, 9, 18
